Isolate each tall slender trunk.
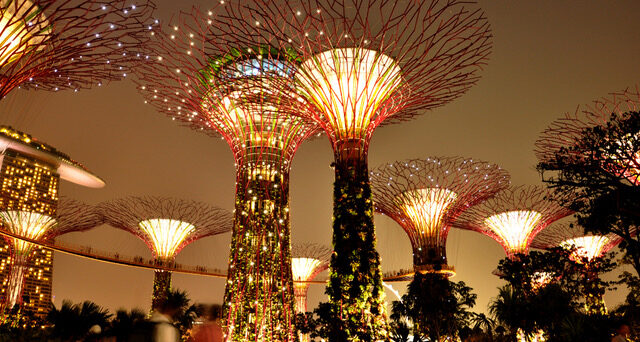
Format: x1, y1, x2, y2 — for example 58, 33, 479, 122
223, 158, 295, 342
325, 140, 388, 341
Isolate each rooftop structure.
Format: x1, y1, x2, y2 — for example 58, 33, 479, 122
455, 185, 574, 259
99, 196, 233, 310
246, 1, 493, 338
0, 0, 157, 100
371, 157, 509, 277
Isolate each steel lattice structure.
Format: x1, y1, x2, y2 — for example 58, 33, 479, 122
532, 223, 630, 315
371, 157, 509, 277
137, 4, 319, 341
240, 1, 493, 338
132, 6, 322, 341
291, 243, 331, 342
0, 0, 157, 100
291, 243, 331, 313
455, 185, 574, 258
0, 197, 102, 310
532, 223, 623, 262
535, 85, 640, 185
98, 196, 233, 310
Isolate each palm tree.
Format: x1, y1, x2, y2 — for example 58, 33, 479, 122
471, 313, 496, 339
47, 300, 111, 341
106, 308, 146, 342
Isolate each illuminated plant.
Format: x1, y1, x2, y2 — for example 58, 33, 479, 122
98, 196, 233, 310
0, 0, 157, 100
371, 157, 509, 277
533, 224, 623, 263
0, 198, 102, 310
536, 86, 640, 185
291, 243, 331, 313
242, 1, 493, 338
132, 5, 322, 340
455, 185, 574, 258
532, 223, 627, 314
291, 243, 330, 342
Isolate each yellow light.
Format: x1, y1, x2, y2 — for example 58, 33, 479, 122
0, 1, 49, 66
483, 210, 543, 255
560, 235, 610, 262
0, 210, 56, 253
297, 48, 403, 140
291, 257, 324, 315
138, 218, 195, 259
291, 257, 323, 282
396, 188, 458, 237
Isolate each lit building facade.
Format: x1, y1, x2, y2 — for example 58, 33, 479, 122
0, 126, 104, 319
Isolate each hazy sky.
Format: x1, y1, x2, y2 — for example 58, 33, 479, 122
4, 0, 640, 315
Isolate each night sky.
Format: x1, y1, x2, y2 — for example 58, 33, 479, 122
4, 0, 640, 315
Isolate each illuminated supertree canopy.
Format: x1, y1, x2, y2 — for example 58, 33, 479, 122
132, 6, 322, 341
370, 157, 509, 277
532, 224, 632, 315
0, 0, 158, 100
291, 243, 331, 313
536, 85, 640, 185
454, 185, 574, 258
98, 196, 233, 310
241, 1, 493, 338
0, 197, 102, 310
532, 223, 624, 262
291, 243, 331, 342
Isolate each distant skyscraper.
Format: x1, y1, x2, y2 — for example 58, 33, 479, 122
0, 126, 104, 319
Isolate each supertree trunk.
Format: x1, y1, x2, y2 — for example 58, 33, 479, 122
152, 268, 172, 311
223, 158, 295, 342
327, 140, 388, 341
584, 271, 607, 315
4, 252, 28, 310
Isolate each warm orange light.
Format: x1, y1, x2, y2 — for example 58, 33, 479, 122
0, 210, 56, 253
560, 235, 610, 262
138, 218, 195, 260
483, 210, 543, 255
0, 1, 49, 66
297, 48, 403, 140
396, 188, 458, 237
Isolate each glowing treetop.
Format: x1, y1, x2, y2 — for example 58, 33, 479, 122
536, 85, 640, 185
0, 197, 103, 255
370, 157, 510, 275
247, 0, 492, 155
291, 243, 331, 313
0, 197, 103, 308
532, 224, 625, 262
134, 7, 321, 167
0, 0, 157, 100
455, 185, 574, 258
99, 196, 233, 261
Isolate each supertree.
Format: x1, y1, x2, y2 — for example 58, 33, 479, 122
133, 7, 322, 341
0, 126, 105, 317
454, 185, 574, 259
0, 0, 157, 100
240, 1, 493, 338
0, 197, 102, 311
291, 243, 331, 314
291, 243, 331, 342
98, 196, 232, 310
535, 85, 640, 185
370, 157, 509, 277
532, 223, 627, 314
